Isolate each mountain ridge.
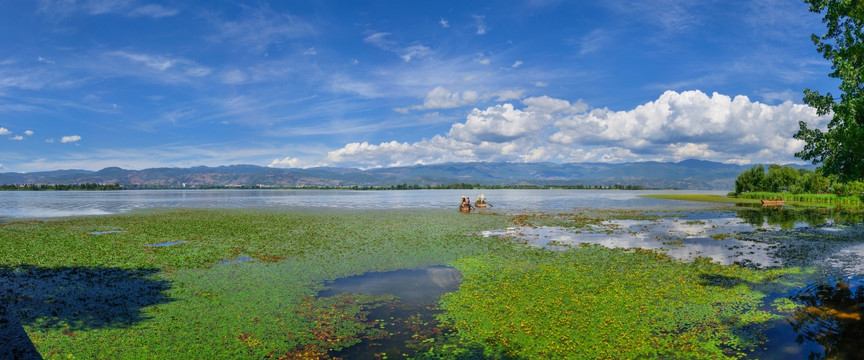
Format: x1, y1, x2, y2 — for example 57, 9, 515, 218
0, 160, 808, 190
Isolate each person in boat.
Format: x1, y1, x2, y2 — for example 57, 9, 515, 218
477, 194, 486, 204
460, 196, 472, 210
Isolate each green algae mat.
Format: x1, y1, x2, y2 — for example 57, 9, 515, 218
0, 208, 805, 359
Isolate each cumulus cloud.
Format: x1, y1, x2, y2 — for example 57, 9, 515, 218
268, 156, 305, 168
24, 130, 34, 136
0, 127, 9, 135
448, 103, 551, 142
314, 90, 828, 168
11, 135, 23, 140
439, 17, 450, 28
61, 135, 81, 143
396, 86, 479, 112
523, 96, 588, 114
549, 90, 826, 162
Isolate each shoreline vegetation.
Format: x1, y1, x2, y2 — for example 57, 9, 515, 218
0, 208, 809, 359
641, 193, 864, 208
0, 183, 668, 191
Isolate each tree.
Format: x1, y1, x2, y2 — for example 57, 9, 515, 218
764, 164, 801, 191
794, 0, 864, 182
734, 164, 765, 194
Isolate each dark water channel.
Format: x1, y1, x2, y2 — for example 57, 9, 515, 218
317, 266, 461, 359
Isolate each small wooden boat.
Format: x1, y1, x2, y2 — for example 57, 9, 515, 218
474, 201, 487, 208
761, 199, 784, 207
459, 204, 471, 213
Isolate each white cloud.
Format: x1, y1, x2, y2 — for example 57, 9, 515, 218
364, 32, 432, 62
523, 96, 587, 114
0, 127, 9, 135
400, 45, 432, 62
127, 4, 179, 18
100, 51, 212, 84
303, 48, 317, 56
448, 103, 552, 143
24, 130, 34, 136
400, 86, 479, 112
439, 17, 450, 28
213, 4, 315, 53
491, 89, 524, 102
474, 53, 490, 65
61, 135, 81, 143
268, 156, 305, 168
11, 135, 23, 140
579, 29, 610, 55
511, 61, 523, 68
535, 81, 548, 87
221, 69, 248, 84
37, 0, 179, 19
473, 15, 487, 35
317, 90, 828, 168
107, 51, 176, 71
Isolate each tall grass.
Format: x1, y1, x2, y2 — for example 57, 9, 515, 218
734, 192, 864, 206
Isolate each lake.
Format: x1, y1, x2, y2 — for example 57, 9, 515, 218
3, 189, 863, 359
0, 189, 729, 219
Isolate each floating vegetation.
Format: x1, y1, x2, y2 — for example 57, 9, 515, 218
2, 206, 864, 359
434, 246, 795, 359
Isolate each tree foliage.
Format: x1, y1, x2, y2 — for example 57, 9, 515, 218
733, 164, 864, 197
795, 0, 864, 182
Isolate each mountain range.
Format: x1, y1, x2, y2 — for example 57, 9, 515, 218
0, 160, 789, 190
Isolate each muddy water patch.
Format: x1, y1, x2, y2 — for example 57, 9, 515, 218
318, 266, 461, 359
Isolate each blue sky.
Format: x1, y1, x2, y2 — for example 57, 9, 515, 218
0, 0, 838, 172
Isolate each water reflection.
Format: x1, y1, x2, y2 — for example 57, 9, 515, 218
735, 206, 863, 230
0, 189, 728, 219
318, 266, 462, 359
485, 216, 782, 267
318, 266, 461, 304
788, 278, 864, 360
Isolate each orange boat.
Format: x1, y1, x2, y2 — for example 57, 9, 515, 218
761, 199, 784, 207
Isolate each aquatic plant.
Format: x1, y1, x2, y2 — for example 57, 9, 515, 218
433, 245, 795, 359
0, 208, 513, 358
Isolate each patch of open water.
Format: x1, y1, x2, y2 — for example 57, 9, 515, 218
317, 266, 461, 359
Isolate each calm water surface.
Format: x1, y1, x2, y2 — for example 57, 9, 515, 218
0, 189, 728, 219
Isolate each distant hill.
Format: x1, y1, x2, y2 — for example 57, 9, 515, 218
0, 160, 807, 190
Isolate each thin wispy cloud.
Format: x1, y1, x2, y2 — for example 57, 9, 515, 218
37, 0, 180, 19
